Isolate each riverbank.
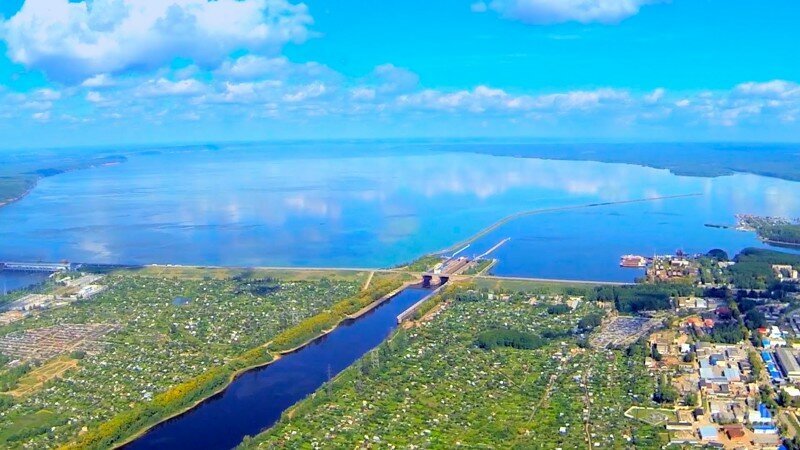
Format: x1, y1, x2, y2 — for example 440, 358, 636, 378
112, 279, 409, 449
120, 286, 433, 450
279, 292, 448, 424
345, 281, 418, 320
267, 281, 418, 357
109, 350, 280, 450
90, 278, 412, 450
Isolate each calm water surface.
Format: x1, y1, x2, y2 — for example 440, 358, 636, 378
1, 145, 799, 281
125, 287, 432, 450
0, 271, 50, 293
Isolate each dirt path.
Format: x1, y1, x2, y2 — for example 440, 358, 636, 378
362, 271, 375, 291
582, 367, 593, 449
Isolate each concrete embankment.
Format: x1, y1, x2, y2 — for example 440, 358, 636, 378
396, 284, 445, 324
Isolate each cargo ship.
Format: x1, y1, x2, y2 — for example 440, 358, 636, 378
619, 255, 647, 268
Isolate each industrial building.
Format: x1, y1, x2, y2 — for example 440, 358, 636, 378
775, 348, 800, 381
761, 351, 784, 383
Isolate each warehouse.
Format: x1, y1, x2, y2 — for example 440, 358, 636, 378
776, 348, 800, 381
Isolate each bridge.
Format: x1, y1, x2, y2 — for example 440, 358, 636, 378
421, 273, 449, 288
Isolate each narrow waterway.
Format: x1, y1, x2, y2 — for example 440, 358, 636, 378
125, 287, 433, 450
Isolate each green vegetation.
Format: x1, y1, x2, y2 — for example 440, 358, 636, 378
241, 286, 665, 449
738, 215, 800, 245
463, 259, 494, 275
546, 303, 571, 315
268, 275, 404, 352
697, 253, 731, 285
408, 284, 458, 321
474, 328, 546, 350
65, 346, 273, 450
706, 248, 730, 261
706, 321, 746, 344
578, 312, 603, 331
0, 364, 32, 391
749, 350, 765, 380
730, 247, 800, 289
652, 375, 679, 404
399, 255, 443, 272
0, 269, 366, 449
759, 223, 800, 244
594, 284, 695, 312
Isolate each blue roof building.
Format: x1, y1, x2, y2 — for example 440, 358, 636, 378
699, 425, 719, 441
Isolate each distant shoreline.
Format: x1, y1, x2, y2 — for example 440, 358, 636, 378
0, 156, 127, 211
0, 184, 36, 209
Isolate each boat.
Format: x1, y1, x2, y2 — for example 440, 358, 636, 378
620, 255, 647, 268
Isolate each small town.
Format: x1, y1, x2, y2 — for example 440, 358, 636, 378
607, 247, 800, 449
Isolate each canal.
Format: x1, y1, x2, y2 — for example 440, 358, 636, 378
125, 286, 433, 450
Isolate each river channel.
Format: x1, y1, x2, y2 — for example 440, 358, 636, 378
124, 286, 433, 450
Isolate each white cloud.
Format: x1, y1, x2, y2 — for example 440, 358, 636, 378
81, 74, 115, 88
282, 82, 327, 102
215, 55, 337, 84
86, 91, 107, 103
216, 55, 292, 80
206, 80, 281, 104
0, 0, 313, 83
4, 55, 799, 139
32, 111, 50, 121
366, 64, 420, 94
733, 80, 800, 99
531, 88, 629, 111
644, 87, 665, 104
397, 86, 630, 115
136, 78, 206, 97
471, 1, 489, 13
487, 0, 662, 24
350, 87, 376, 101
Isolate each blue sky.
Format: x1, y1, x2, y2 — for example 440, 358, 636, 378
0, 0, 799, 148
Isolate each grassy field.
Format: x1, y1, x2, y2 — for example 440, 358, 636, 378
625, 407, 678, 427
0, 410, 65, 444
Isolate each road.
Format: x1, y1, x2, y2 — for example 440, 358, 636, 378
474, 275, 633, 286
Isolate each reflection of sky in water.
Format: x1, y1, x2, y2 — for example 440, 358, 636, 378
0, 146, 798, 280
